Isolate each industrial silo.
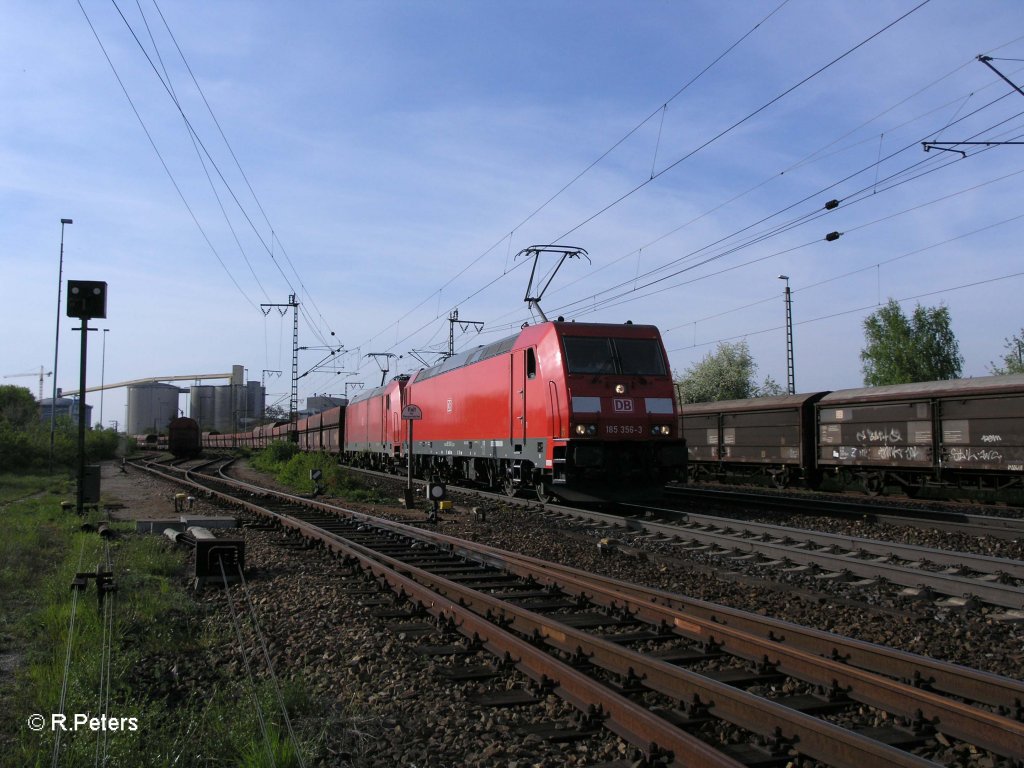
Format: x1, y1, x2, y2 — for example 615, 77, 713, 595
190, 385, 216, 431
213, 385, 234, 433
126, 383, 181, 435
244, 381, 265, 425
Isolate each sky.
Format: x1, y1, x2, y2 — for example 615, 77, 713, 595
3, 0, 1024, 430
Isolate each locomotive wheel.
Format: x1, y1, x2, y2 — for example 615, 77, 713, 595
535, 480, 554, 504
503, 477, 517, 498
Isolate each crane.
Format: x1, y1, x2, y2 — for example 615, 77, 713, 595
3, 366, 52, 401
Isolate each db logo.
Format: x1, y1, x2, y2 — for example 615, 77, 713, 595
613, 398, 634, 413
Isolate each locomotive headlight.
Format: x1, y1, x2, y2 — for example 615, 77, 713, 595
614, 384, 626, 394
588, 424, 597, 435
575, 424, 586, 435
660, 425, 671, 436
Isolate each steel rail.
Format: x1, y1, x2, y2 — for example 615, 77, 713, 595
167, 469, 746, 765
182, 469, 960, 765
654, 509, 1024, 580
542, 504, 1024, 609
141, 463, 1023, 763
181, 463, 1024, 714
308, 506, 1024, 758
664, 486, 1024, 540
187, 463, 1024, 715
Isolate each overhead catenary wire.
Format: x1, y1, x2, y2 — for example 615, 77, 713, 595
347, 0, 796, 364
357, 0, 940, 373
537, 92, 1023, 324
106, 0, 339, 351
77, 0, 261, 311
541, 57, 1024, 308
666, 268, 1024, 356
80, 1, 1023, 397
664, 205, 1024, 341
558, 138, 1023, 322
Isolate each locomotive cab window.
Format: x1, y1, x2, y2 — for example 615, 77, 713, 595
564, 337, 615, 374
563, 336, 667, 376
615, 338, 667, 376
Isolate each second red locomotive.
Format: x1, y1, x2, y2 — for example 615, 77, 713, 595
203, 319, 686, 502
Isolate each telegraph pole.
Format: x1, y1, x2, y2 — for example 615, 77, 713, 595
446, 308, 483, 359
779, 275, 795, 395
261, 296, 299, 440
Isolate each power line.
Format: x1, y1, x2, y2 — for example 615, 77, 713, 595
78, 0, 260, 310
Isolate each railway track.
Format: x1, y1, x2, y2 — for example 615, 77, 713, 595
331, 464, 1024, 613
133, 458, 1024, 767
550, 503, 1024, 614
665, 485, 1024, 539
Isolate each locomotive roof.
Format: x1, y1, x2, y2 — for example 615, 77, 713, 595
411, 320, 663, 384
820, 374, 1024, 404
347, 375, 407, 406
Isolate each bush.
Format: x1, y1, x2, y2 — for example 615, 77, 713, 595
253, 440, 299, 467
0, 421, 121, 471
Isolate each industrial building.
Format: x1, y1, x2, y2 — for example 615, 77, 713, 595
123, 365, 265, 435
38, 397, 92, 428
305, 395, 348, 414
46, 364, 266, 436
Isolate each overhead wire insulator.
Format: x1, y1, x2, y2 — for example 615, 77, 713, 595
824, 199, 840, 210
825, 231, 842, 242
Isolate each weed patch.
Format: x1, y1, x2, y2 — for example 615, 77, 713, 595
0, 478, 318, 766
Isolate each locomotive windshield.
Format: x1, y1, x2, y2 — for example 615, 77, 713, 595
563, 336, 667, 376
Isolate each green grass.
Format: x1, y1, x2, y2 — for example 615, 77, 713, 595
0, 475, 318, 767
0, 473, 70, 504
250, 445, 389, 503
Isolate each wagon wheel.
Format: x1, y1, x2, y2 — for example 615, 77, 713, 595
904, 479, 925, 499
863, 472, 885, 497
771, 467, 791, 490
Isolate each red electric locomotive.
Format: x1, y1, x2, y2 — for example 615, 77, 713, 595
344, 375, 408, 471
346, 320, 686, 501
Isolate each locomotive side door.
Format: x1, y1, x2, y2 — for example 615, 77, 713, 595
511, 350, 527, 450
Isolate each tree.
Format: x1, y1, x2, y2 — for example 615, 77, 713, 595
264, 404, 289, 422
860, 299, 963, 386
989, 328, 1024, 376
0, 384, 37, 427
675, 340, 783, 403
